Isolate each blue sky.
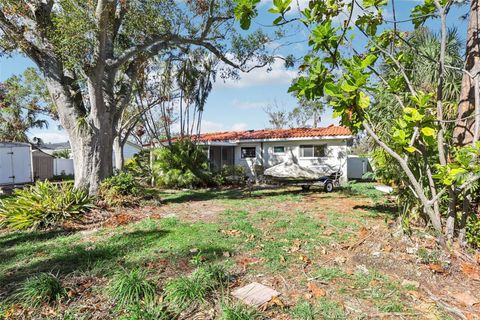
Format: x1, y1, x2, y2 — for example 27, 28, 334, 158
0, 1, 469, 143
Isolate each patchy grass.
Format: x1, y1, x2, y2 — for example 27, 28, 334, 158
1, 185, 475, 319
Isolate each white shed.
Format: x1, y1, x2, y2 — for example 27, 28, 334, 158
0, 142, 33, 186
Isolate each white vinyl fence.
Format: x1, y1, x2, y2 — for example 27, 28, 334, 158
53, 159, 74, 176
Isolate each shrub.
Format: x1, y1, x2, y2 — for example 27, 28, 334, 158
155, 140, 215, 189
125, 150, 156, 185
109, 269, 157, 306
15, 273, 65, 307
466, 214, 480, 248
0, 181, 93, 230
99, 172, 144, 207
216, 165, 247, 186
220, 302, 262, 320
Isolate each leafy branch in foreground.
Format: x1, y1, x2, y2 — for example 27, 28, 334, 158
234, 0, 480, 244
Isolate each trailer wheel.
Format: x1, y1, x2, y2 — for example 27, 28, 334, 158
324, 181, 334, 193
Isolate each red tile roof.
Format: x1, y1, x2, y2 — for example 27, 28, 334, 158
194, 125, 352, 142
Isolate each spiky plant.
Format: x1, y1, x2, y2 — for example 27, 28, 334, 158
15, 272, 65, 307
109, 269, 157, 306
220, 302, 262, 320
0, 181, 93, 229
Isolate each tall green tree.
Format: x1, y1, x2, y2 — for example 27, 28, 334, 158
0, 0, 272, 194
235, 0, 480, 244
0, 68, 51, 142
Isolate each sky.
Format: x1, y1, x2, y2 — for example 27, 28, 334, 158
0, 1, 469, 143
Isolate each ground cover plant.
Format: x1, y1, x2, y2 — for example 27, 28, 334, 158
0, 181, 93, 230
1, 185, 478, 319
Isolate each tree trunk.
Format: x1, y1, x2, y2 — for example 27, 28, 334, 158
454, 0, 480, 146
445, 188, 457, 241
69, 124, 114, 195
113, 136, 125, 172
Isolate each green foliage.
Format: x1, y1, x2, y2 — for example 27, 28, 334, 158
52, 149, 71, 159
15, 273, 65, 307
434, 142, 480, 186
234, 0, 261, 29
220, 302, 262, 320
155, 140, 215, 189
0, 181, 93, 230
118, 303, 172, 320
164, 275, 208, 308
125, 150, 155, 185
99, 172, 144, 207
466, 215, 480, 248
416, 248, 439, 264
291, 299, 345, 320
164, 264, 229, 309
108, 269, 157, 307
342, 182, 384, 202
290, 301, 317, 320
216, 165, 248, 186
0, 68, 52, 142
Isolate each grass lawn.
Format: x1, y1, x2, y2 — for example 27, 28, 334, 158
0, 183, 477, 319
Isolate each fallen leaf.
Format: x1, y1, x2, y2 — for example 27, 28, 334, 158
334, 256, 347, 264
307, 282, 326, 298
369, 279, 381, 287
453, 292, 480, 307
461, 262, 480, 281
323, 230, 335, 236
358, 226, 368, 238
223, 251, 232, 257
290, 239, 302, 252
221, 229, 242, 237
475, 254, 480, 265
428, 264, 446, 274
279, 255, 286, 263
270, 296, 284, 307
299, 255, 311, 265
382, 244, 393, 252
303, 293, 313, 300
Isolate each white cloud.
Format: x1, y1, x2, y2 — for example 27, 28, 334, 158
231, 99, 269, 110
201, 120, 227, 133
232, 123, 249, 131
215, 59, 297, 89
200, 121, 251, 133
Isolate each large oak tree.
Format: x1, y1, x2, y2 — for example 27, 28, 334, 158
0, 0, 271, 194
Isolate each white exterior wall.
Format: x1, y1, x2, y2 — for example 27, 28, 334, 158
54, 159, 75, 176
123, 143, 141, 161
0, 143, 33, 185
234, 142, 262, 176
235, 139, 349, 183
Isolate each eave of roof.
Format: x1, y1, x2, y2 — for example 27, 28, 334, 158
194, 125, 352, 143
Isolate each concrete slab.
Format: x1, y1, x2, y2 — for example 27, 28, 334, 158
231, 282, 280, 306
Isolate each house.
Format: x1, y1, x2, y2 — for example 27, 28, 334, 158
39, 141, 142, 171
191, 125, 353, 183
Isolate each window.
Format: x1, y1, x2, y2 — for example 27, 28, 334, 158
299, 145, 326, 158
241, 147, 256, 158
273, 146, 285, 154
